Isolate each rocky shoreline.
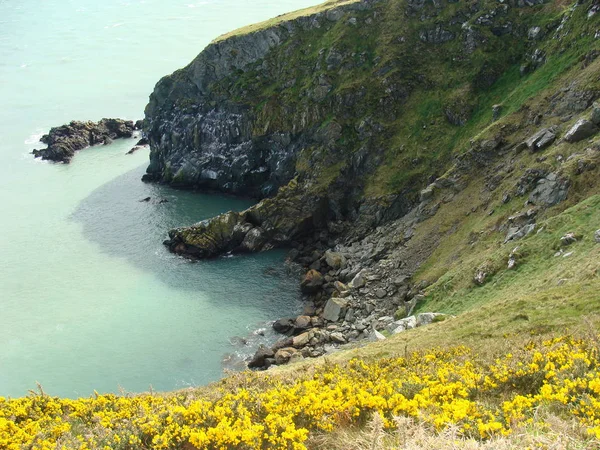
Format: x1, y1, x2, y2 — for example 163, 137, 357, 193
32, 118, 143, 163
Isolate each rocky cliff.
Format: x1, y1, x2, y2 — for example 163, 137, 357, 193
144, 0, 600, 367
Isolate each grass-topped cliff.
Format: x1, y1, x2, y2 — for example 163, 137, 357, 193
3, 0, 600, 447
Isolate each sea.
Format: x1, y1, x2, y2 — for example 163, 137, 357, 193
0, 0, 320, 398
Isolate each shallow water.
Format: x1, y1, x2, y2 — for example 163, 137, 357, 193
0, 0, 320, 398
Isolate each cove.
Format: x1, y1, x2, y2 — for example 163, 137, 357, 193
0, 0, 321, 398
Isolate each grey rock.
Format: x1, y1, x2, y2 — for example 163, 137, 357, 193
528, 175, 569, 206
240, 227, 266, 252
416, 312, 445, 326
595, 230, 600, 243
248, 345, 275, 369
375, 288, 387, 299
349, 269, 368, 289
592, 102, 600, 126
505, 223, 535, 243
560, 232, 577, 246
372, 330, 386, 341
474, 270, 487, 286
322, 297, 348, 322
387, 315, 417, 334
564, 119, 598, 143
525, 128, 556, 152
330, 332, 347, 344
419, 185, 435, 202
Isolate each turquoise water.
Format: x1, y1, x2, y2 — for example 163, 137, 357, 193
0, 0, 319, 398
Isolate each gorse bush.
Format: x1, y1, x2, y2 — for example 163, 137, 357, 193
2, 335, 600, 449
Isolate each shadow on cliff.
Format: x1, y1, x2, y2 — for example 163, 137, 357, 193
69, 163, 302, 312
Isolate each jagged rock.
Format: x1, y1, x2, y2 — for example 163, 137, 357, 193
372, 330, 386, 341
330, 332, 347, 344
474, 269, 487, 286
322, 297, 348, 322
324, 250, 347, 270
416, 312, 445, 326
272, 318, 294, 334
505, 224, 536, 243
528, 174, 569, 206
274, 347, 298, 365
240, 227, 267, 252
292, 332, 310, 348
294, 315, 312, 330
564, 119, 598, 143
349, 269, 367, 289
525, 128, 556, 152
32, 118, 135, 163
560, 232, 577, 246
375, 288, 387, 299
594, 230, 600, 243
387, 315, 417, 334
248, 345, 275, 369
301, 269, 325, 294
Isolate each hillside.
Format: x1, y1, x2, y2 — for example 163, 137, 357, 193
3, 0, 600, 447
143, 0, 600, 369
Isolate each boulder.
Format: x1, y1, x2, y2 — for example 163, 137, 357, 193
294, 315, 312, 330
300, 269, 325, 294
528, 175, 569, 206
272, 318, 294, 334
525, 128, 556, 152
274, 347, 298, 365
564, 119, 598, 143
416, 312, 446, 326
375, 288, 387, 299
372, 330, 386, 341
387, 315, 417, 334
330, 332, 347, 344
248, 345, 275, 369
349, 269, 367, 289
505, 224, 536, 243
595, 230, 600, 244
474, 269, 487, 286
240, 227, 267, 252
560, 232, 577, 246
292, 332, 310, 348
322, 297, 348, 322
324, 250, 347, 270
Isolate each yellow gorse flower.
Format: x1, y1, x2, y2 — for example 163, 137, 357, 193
1, 335, 600, 448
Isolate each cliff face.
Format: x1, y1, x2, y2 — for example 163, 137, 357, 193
144, 0, 599, 261
143, 0, 372, 198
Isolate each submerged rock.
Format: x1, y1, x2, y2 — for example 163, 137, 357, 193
32, 118, 135, 163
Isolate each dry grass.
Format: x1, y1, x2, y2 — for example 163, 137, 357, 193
309, 413, 597, 450
212, 0, 360, 42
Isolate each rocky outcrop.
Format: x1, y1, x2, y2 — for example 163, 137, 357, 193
142, 0, 374, 197
138, 0, 600, 369
32, 119, 137, 163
